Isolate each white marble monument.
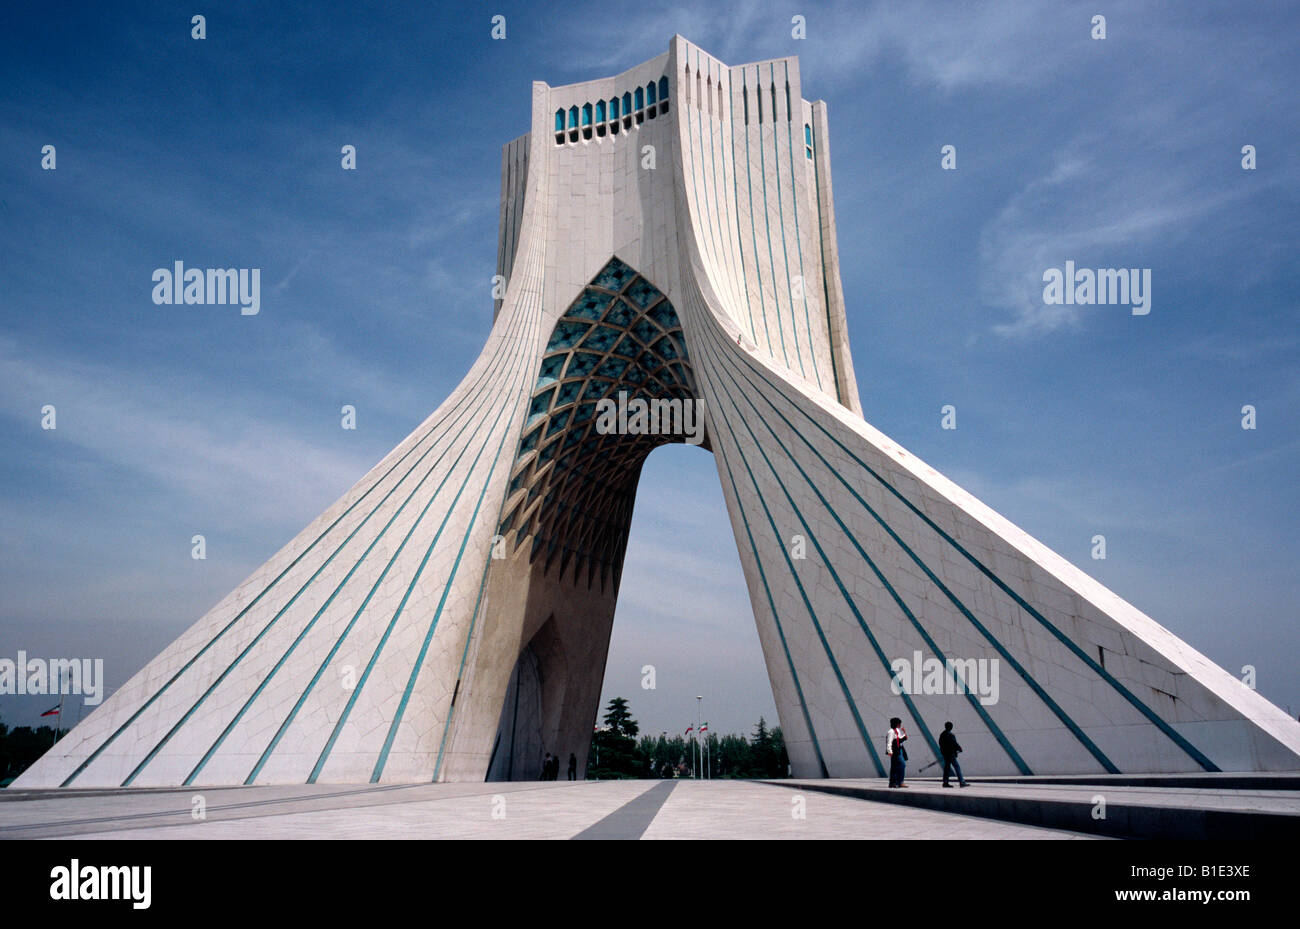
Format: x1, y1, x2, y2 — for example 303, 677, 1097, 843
17, 37, 1300, 787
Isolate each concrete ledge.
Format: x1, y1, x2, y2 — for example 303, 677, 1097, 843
763, 779, 1300, 840
964, 773, 1300, 791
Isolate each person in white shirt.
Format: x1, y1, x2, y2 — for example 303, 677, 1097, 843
886, 716, 908, 787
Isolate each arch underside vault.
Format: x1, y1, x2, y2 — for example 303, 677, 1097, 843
496, 257, 702, 594
482, 258, 705, 782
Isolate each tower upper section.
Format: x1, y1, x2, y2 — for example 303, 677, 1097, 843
496, 36, 862, 414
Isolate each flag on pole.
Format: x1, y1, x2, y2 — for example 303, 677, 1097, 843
685, 726, 693, 739
41, 705, 60, 717
700, 722, 708, 733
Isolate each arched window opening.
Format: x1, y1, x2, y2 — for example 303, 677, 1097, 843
582, 102, 593, 140
555, 108, 565, 145
568, 105, 579, 142
805, 123, 814, 159
756, 78, 763, 123
717, 81, 723, 117
623, 92, 633, 128
610, 97, 621, 134
658, 76, 669, 113
770, 83, 777, 121
596, 100, 606, 137
646, 81, 657, 106
634, 86, 644, 124
786, 82, 792, 121
706, 75, 713, 117
684, 66, 691, 106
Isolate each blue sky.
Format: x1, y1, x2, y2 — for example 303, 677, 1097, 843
1, 1, 1297, 742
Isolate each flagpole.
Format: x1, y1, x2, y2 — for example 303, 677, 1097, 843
54, 668, 64, 744
696, 695, 702, 782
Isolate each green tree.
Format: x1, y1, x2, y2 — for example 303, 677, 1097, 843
747, 717, 789, 777
603, 696, 639, 739
0, 723, 59, 783
751, 716, 772, 775
715, 733, 751, 778
588, 697, 641, 779
768, 726, 790, 778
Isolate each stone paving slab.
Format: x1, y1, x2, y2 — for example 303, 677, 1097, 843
2, 781, 638, 840
642, 780, 1100, 839
64, 781, 654, 841
573, 780, 677, 839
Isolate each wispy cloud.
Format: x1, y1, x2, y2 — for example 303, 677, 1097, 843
0, 336, 376, 531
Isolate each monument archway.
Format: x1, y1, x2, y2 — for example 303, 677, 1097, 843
479, 257, 707, 781
19, 36, 1300, 789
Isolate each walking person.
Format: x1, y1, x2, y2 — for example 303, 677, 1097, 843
886, 716, 908, 787
939, 721, 969, 787
541, 752, 553, 780
567, 753, 577, 781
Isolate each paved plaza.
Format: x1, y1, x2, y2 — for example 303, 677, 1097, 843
7, 773, 1296, 840
0, 779, 1106, 840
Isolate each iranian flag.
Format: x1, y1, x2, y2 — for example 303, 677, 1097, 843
40, 705, 60, 717
684, 726, 693, 739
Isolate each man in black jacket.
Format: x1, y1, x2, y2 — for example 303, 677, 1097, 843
939, 721, 969, 787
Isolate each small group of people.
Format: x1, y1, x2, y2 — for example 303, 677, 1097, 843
540, 751, 578, 781
885, 718, 969, 788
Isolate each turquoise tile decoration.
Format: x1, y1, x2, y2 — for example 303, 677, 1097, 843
569, 289, 611, 320
547, 320, 592, 351
546, 409, 572, 436
555, 380, 582, 406
610, 334, 639, 358
605, 298, 636, 328
582, 378, 611, 400
626, 278, 657, 308
581, 324, 620, 352
632, 319, 659, 344
596, 356, 630, 379
566, 351, 600, 378
647, 301, 676, 329
593, 257, 633, 291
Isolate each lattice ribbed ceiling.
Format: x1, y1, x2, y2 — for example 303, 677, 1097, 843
499, 257, 700, 591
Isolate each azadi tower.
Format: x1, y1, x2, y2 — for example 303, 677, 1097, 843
19, 36, 1299, 787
